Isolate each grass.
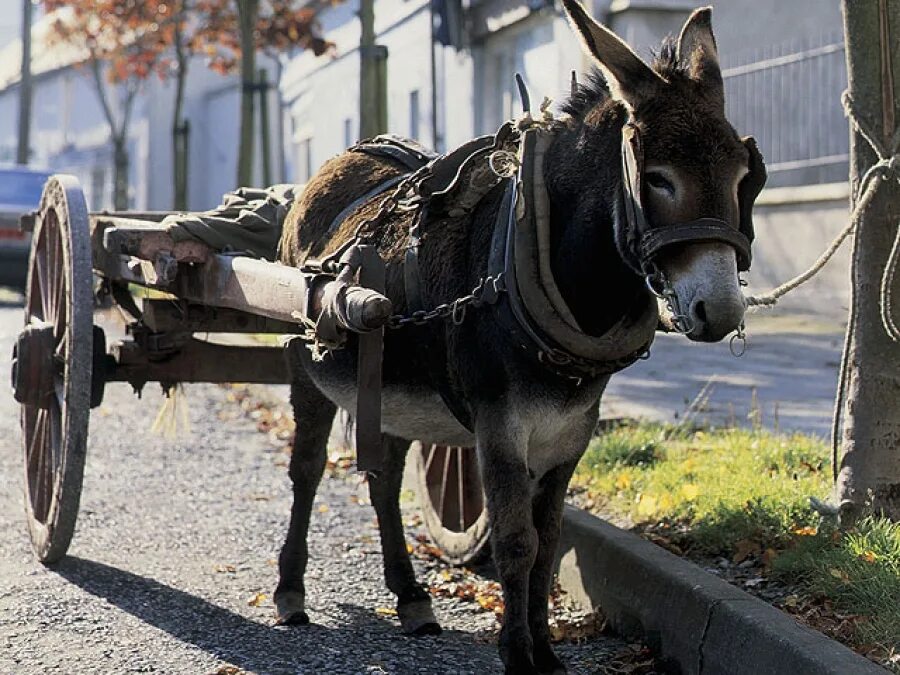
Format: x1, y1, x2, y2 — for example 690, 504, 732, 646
574, 422, 829, 552
772, 517, 900, 653
573, 421, 900, 663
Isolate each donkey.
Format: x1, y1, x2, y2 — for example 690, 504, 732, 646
273, 3, 765, 673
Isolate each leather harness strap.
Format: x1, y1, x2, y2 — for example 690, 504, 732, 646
640, 219, 752, 271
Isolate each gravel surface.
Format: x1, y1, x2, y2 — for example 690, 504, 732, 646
0, 301, 625, 675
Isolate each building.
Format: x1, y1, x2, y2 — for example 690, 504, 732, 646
0, 10, 284, 212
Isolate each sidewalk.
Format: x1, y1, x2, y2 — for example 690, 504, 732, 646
602, 312, 845, 436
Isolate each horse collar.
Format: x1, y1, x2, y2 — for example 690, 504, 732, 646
487, 124, 659, 381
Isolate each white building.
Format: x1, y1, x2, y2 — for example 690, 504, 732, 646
0, 11, 283, 211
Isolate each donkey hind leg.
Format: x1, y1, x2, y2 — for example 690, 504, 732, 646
368, 434, 441, 635
479, 432, 541, 675
528, 460, 579, 675
274, 357, 337, 626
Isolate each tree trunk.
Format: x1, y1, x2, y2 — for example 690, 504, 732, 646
836, 0, 900, 521
236, 0, 259, 187
16, 0, 32, 165
113, 136, 129, 210
172, 5, 189, 210
359, 0, 387, 139
258, 68, 271, 187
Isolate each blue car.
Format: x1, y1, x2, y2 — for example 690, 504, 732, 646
0, 166, 52, 290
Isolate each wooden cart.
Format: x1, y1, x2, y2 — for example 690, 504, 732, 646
10, 175, 489, 565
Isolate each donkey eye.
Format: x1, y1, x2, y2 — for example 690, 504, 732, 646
646, 172, 675, 195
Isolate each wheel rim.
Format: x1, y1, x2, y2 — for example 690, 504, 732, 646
19, 175, 92, 562
414, 442, 490, 565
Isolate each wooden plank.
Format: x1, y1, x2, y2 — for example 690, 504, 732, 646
142, 299, 299, 334
107, 338, 288, 385
99, 217, 209, 263
355, 245, 386, 473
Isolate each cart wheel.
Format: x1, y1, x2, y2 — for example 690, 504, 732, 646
413, 442, 491, 565
11, 175, 93, 564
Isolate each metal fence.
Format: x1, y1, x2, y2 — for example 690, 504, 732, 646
722, 32, 849, 188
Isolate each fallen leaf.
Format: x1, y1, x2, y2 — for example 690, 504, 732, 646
680, 483, 700, 501
791, 525, 818, 537
732, 539, 762, 563
317, 504, 329, 513
375, 607, 397, 616
828, 568, 850, 582
636, 494, 658, 519
859, 550, 877, 563
214, 564, 236, 573
247, 592, 267, 607
783, 595, 800, 608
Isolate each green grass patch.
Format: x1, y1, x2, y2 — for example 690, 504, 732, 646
574, 422, 829, 552
772, 517, 900, 655
573, 422, 900, 660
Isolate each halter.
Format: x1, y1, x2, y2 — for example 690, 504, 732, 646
617, 120, 766, 332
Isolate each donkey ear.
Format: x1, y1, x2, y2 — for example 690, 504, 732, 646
676, 7, 723, 89
561, 0, 664, 109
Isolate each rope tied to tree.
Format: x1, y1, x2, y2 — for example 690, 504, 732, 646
745, 92, 900, 345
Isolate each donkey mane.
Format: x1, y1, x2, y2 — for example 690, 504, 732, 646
561, 36, 686, 119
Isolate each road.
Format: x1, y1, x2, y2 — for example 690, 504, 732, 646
603, 311, 843, 437
0, 299, 624, 675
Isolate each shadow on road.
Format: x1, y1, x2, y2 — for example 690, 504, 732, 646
53, 556, 473, 672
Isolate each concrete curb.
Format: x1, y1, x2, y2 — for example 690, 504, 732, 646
556, 506, 884, 675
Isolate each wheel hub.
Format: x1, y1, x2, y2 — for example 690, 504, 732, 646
11, 323, 58, 408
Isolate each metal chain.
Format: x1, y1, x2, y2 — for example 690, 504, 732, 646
643, 265, 694, 335
386, 274, 506, 329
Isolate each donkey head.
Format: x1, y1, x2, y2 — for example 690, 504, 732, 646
562, 1, 766, 342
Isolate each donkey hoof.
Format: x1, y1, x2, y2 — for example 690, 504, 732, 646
397, 599, 442, 635
535, 643, 567, 674
274, 591, 309, 626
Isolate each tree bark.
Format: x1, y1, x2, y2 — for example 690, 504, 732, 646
89, 60, 137, 211
836, 0, 900, 521
359, 0, 387, 139
113, 136, 129, 210
236, 0, 259, 187
258, 67, 271, 187
16, 0, 32, 165
172, 2, 189, 210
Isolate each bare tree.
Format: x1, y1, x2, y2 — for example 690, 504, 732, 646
835, 0, 900, 521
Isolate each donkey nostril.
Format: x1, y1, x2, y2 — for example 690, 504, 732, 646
693, 301, 707, 323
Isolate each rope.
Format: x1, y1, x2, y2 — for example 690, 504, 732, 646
746, 93, 900, 330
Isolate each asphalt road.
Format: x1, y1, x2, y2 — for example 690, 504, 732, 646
0, 300, 624, 675
603, 312, 844, 436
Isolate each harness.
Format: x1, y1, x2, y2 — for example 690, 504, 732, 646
309, 110, 766, 464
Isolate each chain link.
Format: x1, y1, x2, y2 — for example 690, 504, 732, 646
644, 265, 694, 335
387, 274, 506, 329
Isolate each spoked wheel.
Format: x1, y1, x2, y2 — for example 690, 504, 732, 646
413, 442, 491, 565
11, 175, 93, 564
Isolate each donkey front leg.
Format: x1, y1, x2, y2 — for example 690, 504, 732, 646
368, 434, 441, 635
274, 350, 337, 625
479, 427, 540, 675
528, 460, 579, 675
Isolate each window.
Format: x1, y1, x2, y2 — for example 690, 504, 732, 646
409, 90, 420, 141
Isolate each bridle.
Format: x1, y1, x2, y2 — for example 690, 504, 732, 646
617, 119, 767, 333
